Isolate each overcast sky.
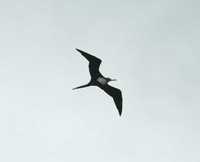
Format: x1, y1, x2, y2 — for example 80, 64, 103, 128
0, 0, 200, 162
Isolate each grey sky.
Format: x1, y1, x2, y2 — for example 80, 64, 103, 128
0, 0, 199, 162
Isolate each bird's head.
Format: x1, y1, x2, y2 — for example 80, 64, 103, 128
107, 77, 117, 82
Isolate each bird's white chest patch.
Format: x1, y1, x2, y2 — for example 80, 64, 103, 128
97, 77, 107, 85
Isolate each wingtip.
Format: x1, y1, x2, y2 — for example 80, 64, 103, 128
75, 48, 81, 52
118, 108, 122, 116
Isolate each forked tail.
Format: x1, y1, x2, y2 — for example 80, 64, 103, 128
72, 83, 90, 90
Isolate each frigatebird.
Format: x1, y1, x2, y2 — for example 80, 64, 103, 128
73, 49, 123, 116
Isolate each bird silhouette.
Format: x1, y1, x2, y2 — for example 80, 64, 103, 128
73, 49, 123, 116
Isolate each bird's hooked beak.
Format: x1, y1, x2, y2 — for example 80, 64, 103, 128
111, 79, 117, 81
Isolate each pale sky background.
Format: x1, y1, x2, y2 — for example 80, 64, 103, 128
0, 0, 200, 162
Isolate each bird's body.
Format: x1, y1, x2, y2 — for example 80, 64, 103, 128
73, 49, 123, 116
97, 77, 108, 85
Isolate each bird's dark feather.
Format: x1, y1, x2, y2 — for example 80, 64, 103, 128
76, 48, 102, 78
99, 84, 123, 116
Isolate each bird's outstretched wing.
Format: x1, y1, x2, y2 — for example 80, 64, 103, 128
99, 84, 123, 116
76, 49, 102, 78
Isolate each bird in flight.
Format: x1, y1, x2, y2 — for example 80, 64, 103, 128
73, 49, 123, 116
